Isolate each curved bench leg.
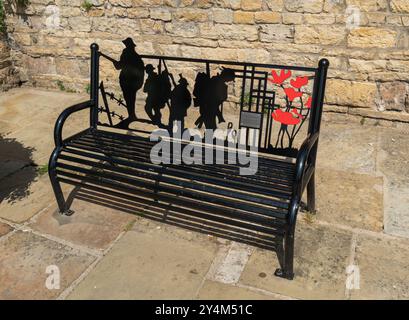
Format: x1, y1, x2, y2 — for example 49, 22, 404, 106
48, 148, 74, 216
274, 227, 295, 280
274, 199, 298, 280
307, 172, 316, 213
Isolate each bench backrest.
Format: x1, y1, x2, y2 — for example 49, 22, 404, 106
89, 41, 329, 158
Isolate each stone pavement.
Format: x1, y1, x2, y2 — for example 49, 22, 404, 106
0, 88, 408, 300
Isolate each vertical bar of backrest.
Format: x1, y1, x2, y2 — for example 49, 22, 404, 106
307, 58, 329, 175
308, 59, 329, 135
90, 43, 100, 128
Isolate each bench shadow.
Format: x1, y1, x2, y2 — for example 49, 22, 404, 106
64, 181, 284, 270
0, 133, 37, 204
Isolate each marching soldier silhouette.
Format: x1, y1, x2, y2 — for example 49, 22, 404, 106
143, 64, 172, 126
193, 68, 235, 130
168, 74, 192, 133
111, 37, 145, 128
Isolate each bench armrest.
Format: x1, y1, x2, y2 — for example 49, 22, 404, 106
293, 132, 320, 201
54, 100, 93, 147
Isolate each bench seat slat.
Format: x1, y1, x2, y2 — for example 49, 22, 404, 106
86, 130, 296, 173
63, 141, 294, 192
67, 136, 296, 189
58, 153, 292, 201
76, 134, 296, 180
63, 142, 295, 192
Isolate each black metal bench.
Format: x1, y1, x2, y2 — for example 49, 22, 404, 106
48, 40, 329, 280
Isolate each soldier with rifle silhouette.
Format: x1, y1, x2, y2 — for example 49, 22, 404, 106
104, 37, 144, 129
143, 63, 172, 126
193, 67, 235, 130
168, 74, 192, 133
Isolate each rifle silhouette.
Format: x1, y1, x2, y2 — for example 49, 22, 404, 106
100, 52, 118, 65
161, 59, 177, 88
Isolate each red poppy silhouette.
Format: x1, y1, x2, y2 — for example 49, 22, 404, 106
272, 109, 302, 125
291, 76, 309, 89
291, 108, 304, 120
305, 96, 312, 109
284, 87, 303, 102
268, 69, 292, 85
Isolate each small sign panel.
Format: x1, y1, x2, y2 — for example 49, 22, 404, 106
240, 111, 263, 129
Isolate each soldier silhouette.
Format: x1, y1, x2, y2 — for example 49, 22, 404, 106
113, 38, 145, 128
193, 68, 235, 130
143, 64, 172, 126
168, 74, 192, 133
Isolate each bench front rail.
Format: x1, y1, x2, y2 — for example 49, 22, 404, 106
49, 42, 329, 280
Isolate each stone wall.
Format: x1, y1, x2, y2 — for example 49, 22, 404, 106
3, 0, 409, 124
0, 34, 20, 91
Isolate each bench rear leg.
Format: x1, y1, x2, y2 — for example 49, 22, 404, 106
306, 172, 316, 213
48, 149, 74, 216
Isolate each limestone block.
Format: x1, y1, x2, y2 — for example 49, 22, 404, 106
212, 8, 234, 24
295, 25, 346, 45
284, 0, 324, 14
348, 27, 397, 48
233, 11, 254, 24
254, 11, 281, 24
345, 0, 388, 12
325, 79, 377, 107
390, 0, 409, 13
260, 24, 294, 42
240, 0, 262, 11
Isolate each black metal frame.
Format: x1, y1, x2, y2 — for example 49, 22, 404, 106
48, 43, 329, 280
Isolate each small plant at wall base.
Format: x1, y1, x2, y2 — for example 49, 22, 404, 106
81, 0, 93, 12
36, 164, 48, 176
56, 80, 66, 91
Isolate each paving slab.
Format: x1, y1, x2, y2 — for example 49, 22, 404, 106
377, 129, 409, 237
0, 119, 21, 135
197, 280, 282, 300
315, 168, 384, 232
3, 113, 88, 166
350, 234, 409, 300
4, 121, 54, 164
68, 220, 219, 299
383, 183, 409, 238
317, 123, 378, 174
30, 196, 136, 250
0, 88, 88, 165
0, 222, 13, 237
240, 221, 352, 300
0, 168, 53, 223
0, 90, 51, 128
0, 88, 87, 128
0, 231, 95, 300
377, 128, 409, 184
